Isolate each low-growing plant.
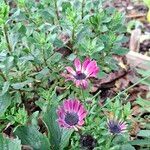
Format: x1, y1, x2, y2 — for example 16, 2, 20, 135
0, 0, 150, 149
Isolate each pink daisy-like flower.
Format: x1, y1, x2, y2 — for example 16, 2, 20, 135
62, 58, 99, 89
107, 118, 127, 135
57, 99, 87, 129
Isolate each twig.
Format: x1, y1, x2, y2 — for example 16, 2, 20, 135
126, 51, 150, 70
126, 14, 146, 19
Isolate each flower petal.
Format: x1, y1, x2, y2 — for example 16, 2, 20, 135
73, 100, 80, 112
69, 100, 74, 111
79, 111, 87, 121
64, 100, 70, 112
89, 67, 99, 77
57, 119, 71, 128
82, 58, 91, 72
61, 73, 75, 81
85, 61, 99, 77
75, 80, 81, 87
57, 106, 65, 119
78, 120, 84, 126
78, 105, 85, 116
66, 67, 76, 76
74, 58, 81, 72
81, 80, 88, 89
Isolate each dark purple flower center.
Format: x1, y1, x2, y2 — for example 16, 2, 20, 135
74, 72, 86, 80
65, 112, 79, 126
80, 134, 97, 150
110, 123, 121, 134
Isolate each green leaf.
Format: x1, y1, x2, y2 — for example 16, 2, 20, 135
130, 139, 150, 146
0, 93, 11, 116
50, 52, 62, 64
0, 134, 21, 150
11, 79, 33, 90
112, 47, 129, 55
43, 104, 73, 150
143, 0, 150, 8
121, 144, 136, 150
0, 81, 9, 96
60, 128, 73, 150
43, 105, 61, 150
136, 97, 150, 112
137, 130, 150, 138
136, 68, 150, 77
14, 125, 50, 150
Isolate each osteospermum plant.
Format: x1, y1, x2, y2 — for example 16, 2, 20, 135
0, 0, 148, 150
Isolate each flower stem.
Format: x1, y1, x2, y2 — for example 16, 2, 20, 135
106, 134, 116, 149
91, 90, 101, 101
81, 89, 85, 103
100, 74, 150, 110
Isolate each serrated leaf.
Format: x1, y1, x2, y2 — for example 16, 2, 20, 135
14, 125, 50, 150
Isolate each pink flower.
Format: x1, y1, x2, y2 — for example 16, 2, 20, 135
62, 58, 99, 89
57, 99, 87, 129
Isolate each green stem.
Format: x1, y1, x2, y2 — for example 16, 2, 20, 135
106, 134, 116, 149
81, 0, 85, 19
100, 74, 150, 110
3, 25, 12, 53
42, 48, 47, 66
81, 89, 86, 103
54, 0, 62, 30
71, 26, 75, 45
91, 90, 101, 101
